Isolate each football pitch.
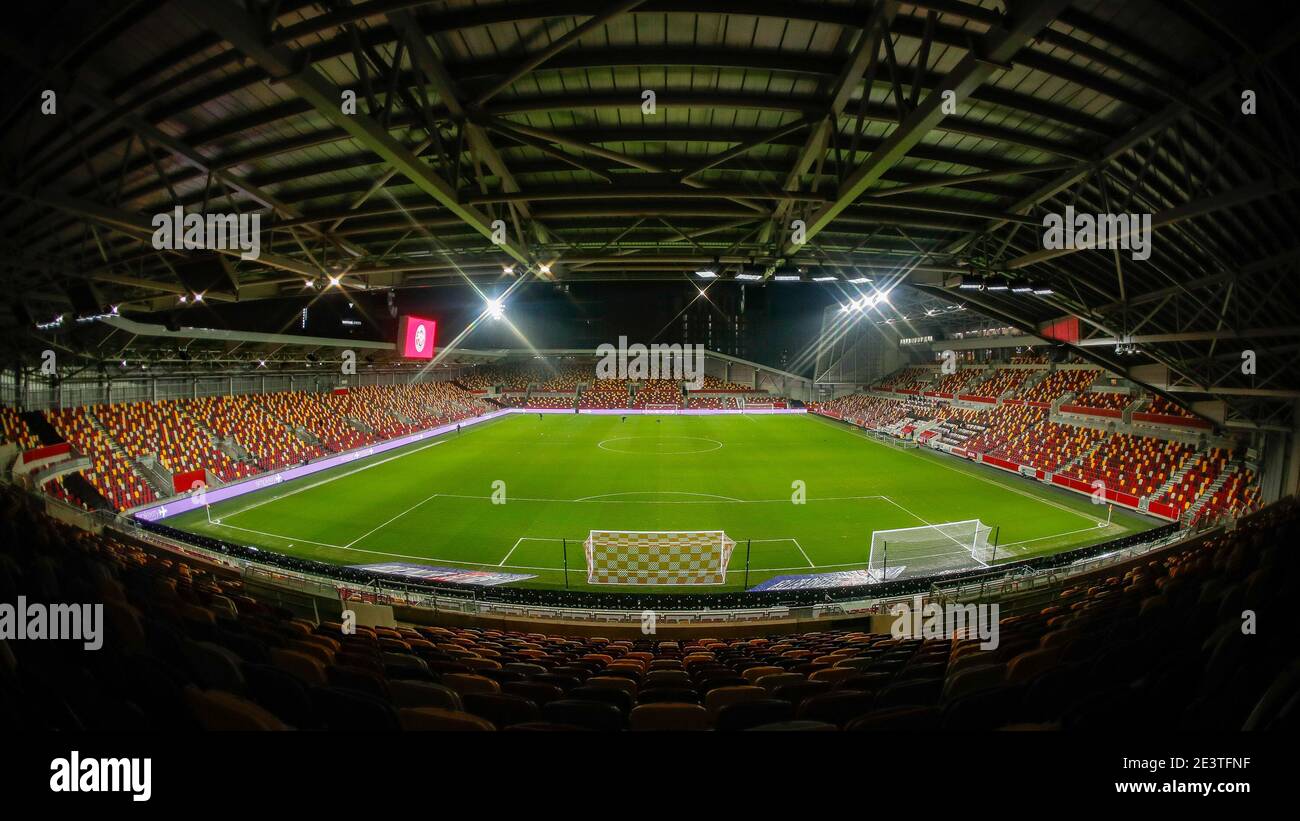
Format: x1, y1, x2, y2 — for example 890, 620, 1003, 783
167, 413, 1157, 592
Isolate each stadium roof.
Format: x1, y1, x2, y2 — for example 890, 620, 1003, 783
1, 0, 1298, 422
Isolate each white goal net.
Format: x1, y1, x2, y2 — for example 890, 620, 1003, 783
644, 403, 680, 413
867, 429, 919, 449
585, 530, 736, 585
866, 519, 995, 581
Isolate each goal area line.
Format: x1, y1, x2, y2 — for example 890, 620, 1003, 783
191, 515, 1126, 580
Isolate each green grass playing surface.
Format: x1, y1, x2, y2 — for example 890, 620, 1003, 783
169, 413, 1157, 591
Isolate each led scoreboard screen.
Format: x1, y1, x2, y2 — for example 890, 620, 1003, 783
397, 315, 436, 360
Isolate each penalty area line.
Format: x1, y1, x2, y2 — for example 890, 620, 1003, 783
808, 414, 1110, 526
343, 492, 441, 548
201, 519, 570, 572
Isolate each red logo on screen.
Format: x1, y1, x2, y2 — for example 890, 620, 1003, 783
398, 316, 436, 359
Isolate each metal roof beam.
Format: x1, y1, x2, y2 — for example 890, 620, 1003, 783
177, 0, 531, 267
785, 0, 1071, 257
472, 0, 648, 107
1006, 179, 1297, 268
389, 9, 546, 251
944, 19, 1300, 257
0, 188, 318, 279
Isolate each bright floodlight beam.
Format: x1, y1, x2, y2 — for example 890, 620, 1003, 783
486, 298, 505, 319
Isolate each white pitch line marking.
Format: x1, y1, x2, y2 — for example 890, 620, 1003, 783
217, 438, 448, 522
808, 414, 1109, 526
343, 492, 441, 548
498, 536, 527, 566
573, 490, 745, 502
791, 537, 814, 568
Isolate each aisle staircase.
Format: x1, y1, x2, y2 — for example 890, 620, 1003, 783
182, 404, 260, 472
87, 410, 170, 497
1055, 431, 1110, 475
256, 396, 324, 451
1151, 444, 1205, 503
1182, 459, 1241, 525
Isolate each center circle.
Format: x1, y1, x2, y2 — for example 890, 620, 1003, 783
597, 436, 724, 455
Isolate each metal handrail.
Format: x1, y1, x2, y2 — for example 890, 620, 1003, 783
110, 511, 1201, 627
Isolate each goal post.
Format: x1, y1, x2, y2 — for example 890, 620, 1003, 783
867, 519, 995, 581
643, 403, 681, 413
866, 429, 918, 449
584, 529, 736, 585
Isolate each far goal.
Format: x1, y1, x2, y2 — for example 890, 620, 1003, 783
866, 519, 996, 582
644, 403, 681, 413
585, 529, 736, 585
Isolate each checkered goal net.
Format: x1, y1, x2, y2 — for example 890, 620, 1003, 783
584, 530, 737, 585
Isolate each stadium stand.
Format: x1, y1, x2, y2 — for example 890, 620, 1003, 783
259, 391, 378, 454
985, 420, 1107, 472
1018, 369, 1099, 404
698, 375, 753, 391
533, 363, 590, 392
525, 396, 577, 410
455, 368, 502, 391
1199, 465, 1262, 521
811, 373, 1262, 520
400, 382, 492, 427
0, 483, 1293, 731
458, 361, 591, 392
580, 380, 631, 409
961, 405, 1047, 455
686, 396, 739, 409
186, 395, 325, 473
0, 406, 40, 449
633, 380, 683, 408
325, 387, 414, 439
973, 368, 1033, 398
17, 383, 490, 512
41, 475, 91, 511
812, 394, 921, 427
1068, 391, 1132, 412
1147, 395, 1198, 419
95, 400, 258, 485
879, 368, 931, 392
45, 408, 156, 511
932, 369, 985, 395
1060, 434, 1196, 499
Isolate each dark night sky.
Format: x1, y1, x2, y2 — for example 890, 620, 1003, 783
160, 279, 840, 375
